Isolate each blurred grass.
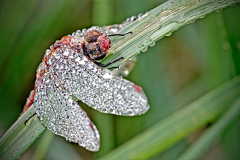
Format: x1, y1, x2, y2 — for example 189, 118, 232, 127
178, 96, 240, 160
92, 0, 115, 158
99, 77, 240, 160
0, 0, 240, 160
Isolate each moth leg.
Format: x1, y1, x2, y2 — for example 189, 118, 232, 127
93, 57, 124, 67
108, 66, 120, 70
107, 31, 132, 37
24, 112, 37, 126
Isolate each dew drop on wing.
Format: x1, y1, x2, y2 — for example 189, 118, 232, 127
34, 73, 100, 151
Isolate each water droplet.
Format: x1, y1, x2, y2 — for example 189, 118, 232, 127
55, 54, 61, 59
86, 62, 93, 69
102, 70, 113, 79
166, 32, 172, 36
135, 51, 141, 55
45, 49, 51, 56
138, 13, 143, 19
63, 50, 70, 56
131, 16, 137, 21
82, 28, 87, 33
216, 8, 222, 12
222, 42, 230, 50
141, 47, 148, 52
149, 42, 156, 47
137, 12, 149, 21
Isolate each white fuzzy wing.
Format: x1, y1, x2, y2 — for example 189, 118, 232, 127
49, 47, 149, 116
33, 72, 100, 151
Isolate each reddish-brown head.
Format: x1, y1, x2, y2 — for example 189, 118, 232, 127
83, 30, 111, 60
97, 34, 111, 53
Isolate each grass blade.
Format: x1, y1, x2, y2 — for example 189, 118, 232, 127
0, 107, 45, 160
178, 97, 240, 160
99, 76, 240, 160
102, 0, 240, 67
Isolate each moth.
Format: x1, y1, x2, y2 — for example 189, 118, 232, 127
23, 14, 149, 151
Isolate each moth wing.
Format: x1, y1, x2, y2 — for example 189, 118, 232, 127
33, 73, 100, 151
51, 49, 150, 116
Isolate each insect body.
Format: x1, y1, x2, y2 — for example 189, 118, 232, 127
82, 30, 110, 60
24, 15, 149, 151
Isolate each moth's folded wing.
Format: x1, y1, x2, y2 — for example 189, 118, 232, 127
33, 73, 100, 151
51, 51, 150, 116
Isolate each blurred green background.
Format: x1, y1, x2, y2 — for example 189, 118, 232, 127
0, 0, 240, 160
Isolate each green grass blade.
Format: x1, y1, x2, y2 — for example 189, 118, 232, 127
0, 107, 45, 160
45, 135, 84, 160
31, 130, 54, 160
102, 0, 240, 67
99, 76, 240, 160
178, 97, 240, 160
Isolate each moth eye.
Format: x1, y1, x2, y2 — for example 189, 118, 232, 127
97, 34, 111, 52
84, 30, 101, 42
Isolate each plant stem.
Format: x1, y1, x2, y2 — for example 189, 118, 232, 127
0, 107, 45, 160
178, 97, 240, 160
102, 0, 240, 67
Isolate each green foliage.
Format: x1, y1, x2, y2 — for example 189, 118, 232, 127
0, 0, 240, 159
